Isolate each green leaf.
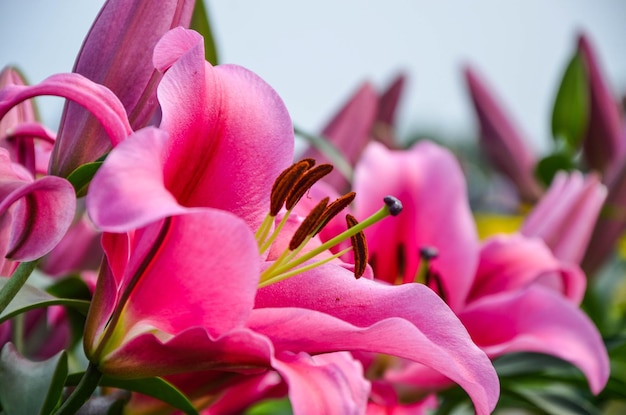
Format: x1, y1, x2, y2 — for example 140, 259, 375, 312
246, 398, 293, 415
508, 383, 601, 415
0, 277, 90, 324
535, 152, 577, 187
66, 161, 103, 197
0, 344, 68, 415
190, 0, 219, 65
98, 376, 198, 415
551, 51, 590, 151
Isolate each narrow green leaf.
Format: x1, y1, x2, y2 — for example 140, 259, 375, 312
66, 161, 103, 197
0, 344, 68, 415
0, 277, 90, 324
98, 375, 199, 415
190, 0, 219, 65
551, 51, 590, 151
246, 398, 293, 415
535, 153, 577, 187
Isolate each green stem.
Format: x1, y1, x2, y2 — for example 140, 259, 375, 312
54, 363, 103, 415
0, 260, 39, 315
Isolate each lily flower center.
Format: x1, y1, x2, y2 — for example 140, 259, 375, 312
255, 159, 402, 287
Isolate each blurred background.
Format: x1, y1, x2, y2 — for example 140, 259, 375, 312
1, 0, 625, 153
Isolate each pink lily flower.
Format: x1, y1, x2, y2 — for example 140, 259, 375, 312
50, 0, 195, 177
82, 28, 499, 414
351, 140, 609, 408
464, 65, 543, 203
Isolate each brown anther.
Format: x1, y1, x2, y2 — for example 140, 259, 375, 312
285, 164, 334, 210
289, 197, 329, 250
270, 159, 315, 216
346, 214, 368, 278
314, 192, 356, 236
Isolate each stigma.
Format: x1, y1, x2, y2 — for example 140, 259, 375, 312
255, 159, 402, 287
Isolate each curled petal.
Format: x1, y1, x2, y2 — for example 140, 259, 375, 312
460, 286, 609, 394
0, 150, 75, 260
0, 73, 132, 155
87, 127, 187, 232
272, 351, 370, 415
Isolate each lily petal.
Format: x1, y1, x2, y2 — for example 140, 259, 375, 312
522, 171, 606, 264
472, 234, 586, 304
154, 28, 294, 230
0, 150, 75, 261
460, 286, 610, 394
0, 73, 132, 152
272, 351, 370, 415
87, 127, 187, 232
254, 266, 499, 415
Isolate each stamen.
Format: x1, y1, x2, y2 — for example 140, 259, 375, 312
260, 196, 403, 285
314, 192, 356, 236
270, 159, 315, 216
289, 197, 329, 250
415, 246, 439, 284
425, 269, 447, 303
384, 195, 403, 216
285, 164, 334, 210
346, 214, 368, 278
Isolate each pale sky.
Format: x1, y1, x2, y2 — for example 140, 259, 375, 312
1, 1, 625, 153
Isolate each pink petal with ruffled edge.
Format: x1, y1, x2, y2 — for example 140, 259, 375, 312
472, 234, 586, 303
353, 141, 479, 311
272, 351, 370, 415
460, 286, 609, 394
254, 266, 499, 415
154, 28, 294, 231
522, 171, 606, 264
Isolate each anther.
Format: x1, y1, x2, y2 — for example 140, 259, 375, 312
419, 246, 439, 261
384, 195, 403, 216
270, 159, 315, 216
346, 214, 368, 278
285, 164, 334, 210
289, 197, 329, 250
314, 192, 356, 235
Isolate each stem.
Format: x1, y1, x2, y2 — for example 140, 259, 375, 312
54, 363, 103, 415
0, 260, 38, 315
